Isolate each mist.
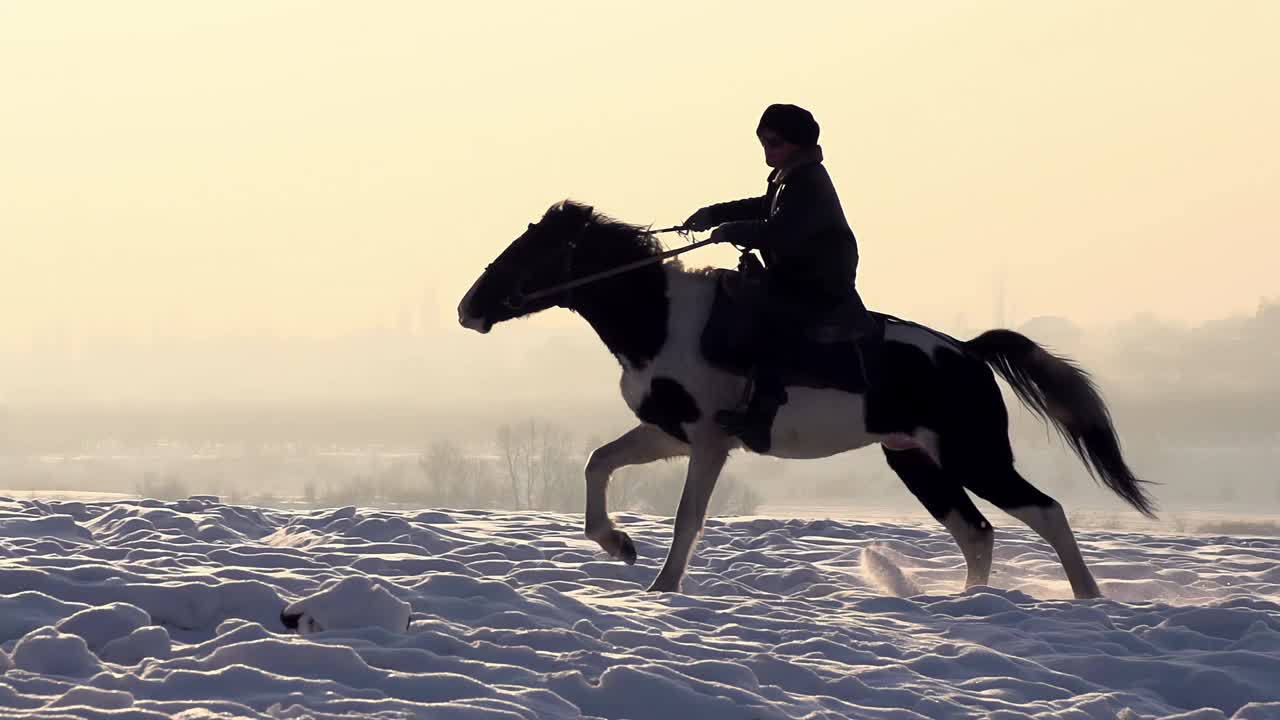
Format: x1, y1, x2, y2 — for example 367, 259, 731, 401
3, 299, 1278, 527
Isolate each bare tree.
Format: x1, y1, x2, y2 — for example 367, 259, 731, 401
538, 422, 577, 511
496, 419, 582, 511
420, 439, 464, 505
709, 473, 763, 517
497, 424, 527, 509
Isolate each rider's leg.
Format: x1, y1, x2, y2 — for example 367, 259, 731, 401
714, 353, 786, 452
714, 286, 812, 451
846, 285, 881, 390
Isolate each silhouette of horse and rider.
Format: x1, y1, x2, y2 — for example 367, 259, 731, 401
458, 104, 1155, 597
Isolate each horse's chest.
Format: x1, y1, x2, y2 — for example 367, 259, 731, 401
617, 329, 702, 414
619, 366, 652, 414
618, 366, 700, 442
614, 275, 734, 442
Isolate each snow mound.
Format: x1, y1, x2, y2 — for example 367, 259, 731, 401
55, 602, 151, 652
11, 626, 101, 677
281, 574, 412, 635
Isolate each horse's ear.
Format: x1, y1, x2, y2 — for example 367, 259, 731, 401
548, 199, 593, 222
543, 200, 569, 220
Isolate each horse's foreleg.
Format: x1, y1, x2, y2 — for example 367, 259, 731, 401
584, 424, 688, 564
647, 440, 730, 593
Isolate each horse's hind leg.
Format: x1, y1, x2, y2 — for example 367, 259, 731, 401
942, 363, 1103, 599
882, 447, 995, 590
959, 462, 1102, 599
584, 424, 688, 564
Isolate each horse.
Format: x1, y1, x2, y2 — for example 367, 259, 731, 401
458, 200, 1156, 599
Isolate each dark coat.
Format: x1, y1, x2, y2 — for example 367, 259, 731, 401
704, 147, 858, 306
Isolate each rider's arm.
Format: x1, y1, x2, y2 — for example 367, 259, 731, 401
715, 171, 825, 251
703, 195, 768, 225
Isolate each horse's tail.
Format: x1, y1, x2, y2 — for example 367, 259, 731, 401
964, 329, 1158, 518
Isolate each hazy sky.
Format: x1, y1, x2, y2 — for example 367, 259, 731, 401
3, 1, 1278, 342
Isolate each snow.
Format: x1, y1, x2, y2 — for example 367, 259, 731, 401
0, 495, 1276, 719
281, 575, 412, 634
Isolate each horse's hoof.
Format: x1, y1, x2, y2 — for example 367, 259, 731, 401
617, 532, 637, 565
594, 529, 637, 565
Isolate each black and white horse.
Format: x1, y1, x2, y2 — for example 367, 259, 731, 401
458, 201, 1155, 599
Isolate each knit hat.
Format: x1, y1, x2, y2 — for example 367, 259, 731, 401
757, 104, 820, 146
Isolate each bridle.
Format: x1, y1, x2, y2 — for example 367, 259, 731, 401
487, 210, 595, 310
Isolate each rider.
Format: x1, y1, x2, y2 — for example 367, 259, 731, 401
684, 103, 861, 450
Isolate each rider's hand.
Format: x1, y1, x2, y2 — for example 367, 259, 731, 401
684, 207, 715, 232
709, 226, 727, 244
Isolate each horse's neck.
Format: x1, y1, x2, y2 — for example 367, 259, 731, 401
568, 264, 699, 370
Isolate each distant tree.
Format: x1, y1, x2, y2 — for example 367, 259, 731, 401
497, 423, 530, 509
420, 439, 466, 506
537, 423, 581, 512
415, 438, 497, 509
135, 472, 189, 501
495, 419, 582, 511
709, 474, 763, 517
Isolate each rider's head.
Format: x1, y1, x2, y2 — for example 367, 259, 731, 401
757, 103, 819, 169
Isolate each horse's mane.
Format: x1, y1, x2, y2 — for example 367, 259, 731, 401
548, 199, 719, 275
548, 199, 662, 254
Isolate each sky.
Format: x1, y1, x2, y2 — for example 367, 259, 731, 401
2, 1, 1278, 343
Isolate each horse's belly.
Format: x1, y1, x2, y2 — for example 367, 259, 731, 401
766, 387, 879, 459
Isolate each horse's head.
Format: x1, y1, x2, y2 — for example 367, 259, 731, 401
458, 200, 595, 333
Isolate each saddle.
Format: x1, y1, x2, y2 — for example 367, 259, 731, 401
701, 265, 885, 395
